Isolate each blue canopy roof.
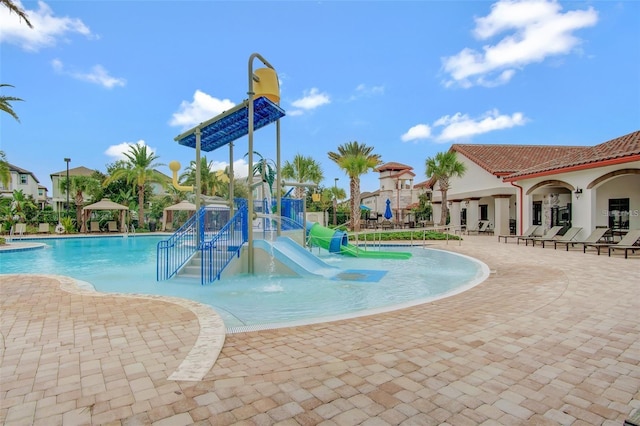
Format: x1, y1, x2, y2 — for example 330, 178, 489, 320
175, 96, 285, 152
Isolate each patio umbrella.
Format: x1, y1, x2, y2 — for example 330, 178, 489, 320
384, 199, 393, 220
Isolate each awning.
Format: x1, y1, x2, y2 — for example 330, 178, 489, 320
360, 205, 371, 211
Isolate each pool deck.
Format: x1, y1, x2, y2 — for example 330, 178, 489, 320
1, 235, 639, 425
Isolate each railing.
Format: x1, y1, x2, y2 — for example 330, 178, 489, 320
156, 207, 202, 281
157, 200, 248, 283
200, 203, 248, 284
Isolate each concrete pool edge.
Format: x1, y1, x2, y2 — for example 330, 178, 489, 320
13, 273, 227, 382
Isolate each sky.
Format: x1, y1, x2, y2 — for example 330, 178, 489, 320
1, 0, 639, 194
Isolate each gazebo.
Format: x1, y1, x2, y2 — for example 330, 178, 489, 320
162, 200, 196, 231
81, 198, 129, 232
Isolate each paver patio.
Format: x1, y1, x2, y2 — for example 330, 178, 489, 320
1, 235, 638, 425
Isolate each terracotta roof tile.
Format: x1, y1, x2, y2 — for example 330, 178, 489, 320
451, 144, 587, 176
505, 130, 640, 180
375, 162, 413, 172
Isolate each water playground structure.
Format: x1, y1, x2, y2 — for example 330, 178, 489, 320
157, 53, 411, 284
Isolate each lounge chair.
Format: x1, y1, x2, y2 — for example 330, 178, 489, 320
13, 223, 26, 236
554, 227, 609, 251
38, 223, 50, 233
498, 225, 539, 243
584, 229, 640, 256
479, 221, 494, 235
537, 227, 582, 248
107, 221, 118, 232
519, 225, 563, 246
608, 230, 640, 258
90, 221, 101, 233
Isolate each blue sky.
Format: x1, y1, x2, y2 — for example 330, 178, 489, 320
1, 0, 638, 194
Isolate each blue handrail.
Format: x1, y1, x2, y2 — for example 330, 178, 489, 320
200, 202, 248, 284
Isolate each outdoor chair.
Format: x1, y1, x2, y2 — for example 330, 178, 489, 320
381, 220, 393, 230
13, 223, 26, 236
554, 227, 609, 251
38, 223, 50, 234
518, 225, 563, 246
90, 221, 101, 233
537, 227, 582, 248
479, 221, 494, 235
498, 225, 539, 243
583, 229, 640, 258
107, 221, 118, 232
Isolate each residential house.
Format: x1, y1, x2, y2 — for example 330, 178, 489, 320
50, 166, 98, 212
0, 163, 47, 208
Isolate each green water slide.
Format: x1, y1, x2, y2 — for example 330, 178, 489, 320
306, 223, 412, 260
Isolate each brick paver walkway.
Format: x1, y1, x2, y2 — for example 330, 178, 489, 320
1, 235, 638, 425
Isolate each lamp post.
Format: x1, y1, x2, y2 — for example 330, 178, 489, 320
333, 178, 339, 226
64, 158, 71, 217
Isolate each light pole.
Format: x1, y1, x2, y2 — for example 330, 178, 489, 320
333, 178, 339, 226
64, 158, 71, 217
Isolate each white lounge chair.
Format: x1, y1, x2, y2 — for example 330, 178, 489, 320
519, 226, 563, 246
554, 227, 609, 251
584, 229, 640, 256
498, 225, 539, 243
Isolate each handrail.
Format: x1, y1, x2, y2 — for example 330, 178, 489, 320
200, 202, 248, 284
156, 207, 202, 281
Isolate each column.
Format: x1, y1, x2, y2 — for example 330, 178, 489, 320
493, 195, 511, 236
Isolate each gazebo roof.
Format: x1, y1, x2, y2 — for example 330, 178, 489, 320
82, 198, 129, 211
163, 200, 197, 211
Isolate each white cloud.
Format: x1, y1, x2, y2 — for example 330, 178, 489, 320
442, 0, 598, 88
0, 0, 93, 51
433, 109, 527, 141
104, 140, 154, 160
169, 90, 235, 129
401, 124, 431, 142
350, 83, 385, 100
209, 159, 249, 179
52, 59, 125, 89
291, 88, 330, 111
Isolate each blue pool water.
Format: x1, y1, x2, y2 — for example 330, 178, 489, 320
1, 236, 488, 330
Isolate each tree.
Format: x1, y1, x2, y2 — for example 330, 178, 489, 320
1, 1, 31, 122
60, 175, 102, 229
10, 189, 36, 222
104, 144, 163, 226
1, 0, 32, 27
0, 84, 24, 122
328, 141, 381, 231
179, 156, 228, 197
282, 154, 324, 199
246, 151, 276, 197
0, 150, 10, 188
425, 151, 466, 226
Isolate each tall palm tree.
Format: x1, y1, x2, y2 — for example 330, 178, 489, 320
104, 144, 163, 226
246, 151, 276, 196
0, 150, 10, 188
179, 156, 228, 197
282, 154, 324, 199
425, 151, 467, 226
328, 141, 381, 231
0, 84, 24, 122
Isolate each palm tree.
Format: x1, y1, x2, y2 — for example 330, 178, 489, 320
425, 151, 467, 226
1, 1, 31, 123
282, 154, 324, 199
0, 84, 24, 122
104, 144, 163, 226
1, 0, 32, 27
246, 151, 276, 196
60, 175, 102, 229
328, 141, 381, 231
179, 156, 228, 197
0, 150, 10, 188
10, 189, 36, 222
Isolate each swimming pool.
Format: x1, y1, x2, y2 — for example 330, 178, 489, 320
1, 236, 489, 331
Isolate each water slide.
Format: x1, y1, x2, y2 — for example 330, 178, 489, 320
306, 223, 412, 260
253, 237, 340, 278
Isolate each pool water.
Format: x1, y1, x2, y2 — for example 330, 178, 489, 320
1, 236, 488, 331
